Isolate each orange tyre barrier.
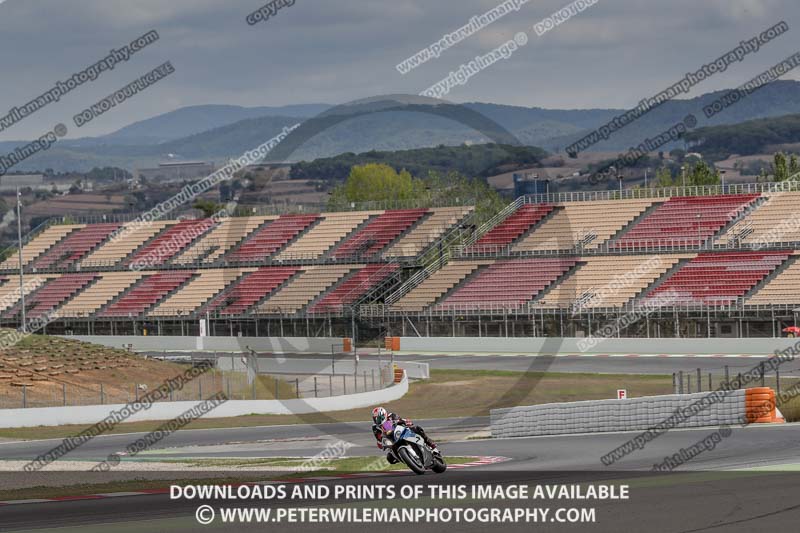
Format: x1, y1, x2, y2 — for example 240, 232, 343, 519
393, 364, 404, 383
342, 338, 352, 352
384, 337, 400, 351
745, 387, 784, 423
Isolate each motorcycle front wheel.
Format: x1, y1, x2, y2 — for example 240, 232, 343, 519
398, 447, 426, 475
432, 455, 447, 473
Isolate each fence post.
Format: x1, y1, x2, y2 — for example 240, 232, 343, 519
274, 377, 279, 400
225, 378, 229, 400
696, 368, 702, 392
22, 385, 26, 408
672, 373, 676, 394
199, 380, 203, 400
678, 371, 684, 394
776, 367, 781, 396
760, 362, 765, 387
62, 384, 67, 406
372, 369, 376, 390
708, 372, 712, 391
295, 378, 300, 398
343, 374, 347, 395
687, 374, 692, 394
135, 384, 139, 401
363, 371, 367, 391
724, 365, 729, 387
314, 377, 318, 398
329, 374, 333, 397
737, 373, 742, 389
100, 383, 104, 405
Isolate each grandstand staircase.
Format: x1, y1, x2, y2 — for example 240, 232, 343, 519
242, 270, 303, 315
529, 260, 583, 304
631, 257, 693, 302
715, 196, 768, 246
187, 271, 248, 317
321, 214, 378, 260
607, 201, 664, 245
116, 222, 175, 266
93, 272, 198, 318
206, 217, 273, 264
742, 254, 799, 301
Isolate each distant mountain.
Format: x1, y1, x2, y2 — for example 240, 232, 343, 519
8, 81, 800, 173
98, 103, 330, 145
685, 113, 800, 160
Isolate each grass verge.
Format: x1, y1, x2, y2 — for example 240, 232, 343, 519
0, 369, 672, 440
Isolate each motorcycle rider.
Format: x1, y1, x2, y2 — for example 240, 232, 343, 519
371, 406, 437, 454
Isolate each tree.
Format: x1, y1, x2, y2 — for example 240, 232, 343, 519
790, 154, 800, 178
654, 167, 676, 188
774, 152, 788, 181
328, 163, 426, 207
192, 199, 222, 217
688, 161, 720, 186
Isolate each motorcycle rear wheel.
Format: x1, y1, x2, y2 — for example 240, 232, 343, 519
398, 447, 426, 475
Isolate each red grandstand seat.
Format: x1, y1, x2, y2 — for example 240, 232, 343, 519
612, 194, 759, 249
434, 257, 577, 311
33, 224, 120, 269
468, 203, 554, 253
204, 267, 298, 315
643, 250, 790, 305
98, 271, 195, 317
331, 209, 428, 259
225, 215, 319, 263
126, 219, 216, 267
307, 264, 399, 314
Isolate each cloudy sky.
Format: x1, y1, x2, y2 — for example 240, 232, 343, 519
0, 0, 798, 140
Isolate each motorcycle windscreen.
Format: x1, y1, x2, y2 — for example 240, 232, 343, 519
381, 420, 394, 433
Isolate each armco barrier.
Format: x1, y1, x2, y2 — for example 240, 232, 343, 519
489, 389, 783, 438
0, 374, 409, 428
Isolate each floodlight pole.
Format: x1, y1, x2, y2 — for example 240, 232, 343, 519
16, 188, 25, 328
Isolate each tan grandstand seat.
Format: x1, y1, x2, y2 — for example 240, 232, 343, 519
0, 274, 58, 312
513, 199, 653, 252
80, 221, 171, 267
58, 271, 146, 317
384, 206, 473, 258
747, 251, 800, 305
0, 225, 82, 270
391, 261, 488, 312
276, 211, 378, 260
536, 254, 694, 308
149, 269, 246, 316
721, 192, 800, 245
173, 216, 273, 264
256, 265, 358, 314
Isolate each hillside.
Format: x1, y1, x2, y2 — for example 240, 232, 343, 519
289, 143, 550, 182
7, 81, 800, 173
685, 113, 800, 160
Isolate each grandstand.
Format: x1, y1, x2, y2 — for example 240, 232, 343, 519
2, 185, 800, 339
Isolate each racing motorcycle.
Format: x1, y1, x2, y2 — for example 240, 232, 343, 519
380, 420, 447, 475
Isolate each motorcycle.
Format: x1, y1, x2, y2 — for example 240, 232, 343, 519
380, 421, 446, 475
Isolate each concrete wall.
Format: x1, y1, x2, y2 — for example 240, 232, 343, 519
216, 356, 429, 379
62, 335, 347, 354
398, 336, 798, 355
491, 389, 745, 438
0, 375, 408, 428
